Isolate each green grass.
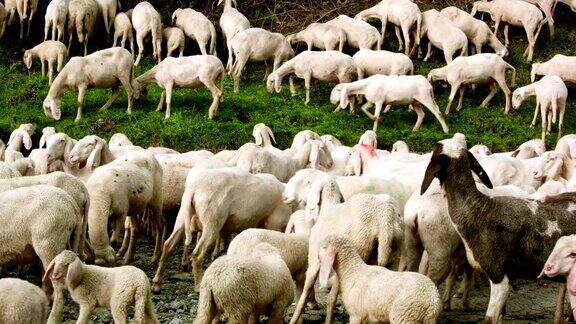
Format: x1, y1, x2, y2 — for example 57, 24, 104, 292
1, 7, 576, 153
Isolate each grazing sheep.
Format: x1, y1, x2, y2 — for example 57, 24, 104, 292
352, 49, 414, 79
355, 0, 421, 55
112, 11, 135, 54
162, 27, 185, 57
195, 243, 295, 324
132, 1, 162, 66
230, 27, 294, 92
266, 51, 357, 104
317, 236, 441, 323
94, 0, 117, 36
440, 6, 508, 56
44, 250, 158, 324
132, 55, 224, 119
337, 75, 449, 133
218, 0, 250, 70
531, 54, 576, 83
287, 22, 346, 52
513, 75, 568, 141
23, 40, 67, 85
44, 0, 69, 41
421, 9, 468, 63
5, 0, 38, 39
67, 0, 99, 56
326, 15, 381, 50
471, 0, 546, 61
0, 278, 49, 324
427, 53, 516, 114
43, 47, 134, 122
172, 8, 216, 56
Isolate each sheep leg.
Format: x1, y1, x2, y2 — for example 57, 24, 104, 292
52, 23, 57, 41
75, 85, 87, 122
151, 219, 185, 292
394, 26, 404, 52
232, 55, 248, 93
524, 26, 536, 62
457, 87, 466, 111
135, 32, 145, 66
494, 75, 512, 114
123, 220, 139, 264
198, 41, 208, 55
531, 101, 540, 127
179, 42, 185, 57
27, 10, 35, 39
48, 62, 54, 86
101, 87, 120, 110
442, 264, 457, 311
202, 76, 222, 120
304, 74, 312, 105
84, 37, 89, 57
547, 110, 552, 134
554, 284, 567, 324
57, 25, 64, 42
289, 265, 320, 324
484, 276, 511, 323
325, 277, 340, 324
558, 100, 565, 140
117, 73, 134, 114
192, 227, 220, 291
360, 101, 375, 119
424, 41, 433, 62
494, 18, 501, 39
380, 18, 388, 47
164, 83, 173, 119
110, 300, 127, 324
480, 81, 498, 108
402, 24, 411, 56
47, 284, 66, 324
458, 265, 474, 311
263, 63, 270, 81
372, 102, 384, 132
445, 83, 461, 115
289, 75, 296, 96
44, 21, 50, 41
41, 60, 46, 77
76, 303, 96, 324
156, 90, 166, 112
417, 95, 449, 133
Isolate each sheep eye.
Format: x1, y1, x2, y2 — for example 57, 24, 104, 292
569, 252, 576, 258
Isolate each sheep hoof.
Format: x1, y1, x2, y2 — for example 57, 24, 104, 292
152, 283, 162, 294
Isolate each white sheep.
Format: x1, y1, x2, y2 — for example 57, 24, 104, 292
352, 49, 413, 79
229, 27, 294, 92
112, 11, 135, 54
421, 9, 468, 63
427, 53, 516, 114
44, 250, 158, 324
440, 6, 508, 56
326, 15, 381, 50
195, 243, 295, 324
355, 0, 421, 55
43, 47, 134, 122
0, 278, 49, 324
471, 0, 546, 61
172, 8, 216, 56
23, 40, 67, 85
5, 0, 38, 39
266, 51, 357, 104
132, 1, 162, 66
218, 0, 250, 71
94, 0, 117, 37
67, 0, 99, 56
162, 26, 185, 57
44, 0, 69, 41
287, 22, 346, 52
337, 75, 449, 133
4, 123, 34, 163
132, 55, 224, 119
317, 235, 441, 323
512, 75, 568, 141
531, 54, 576, 83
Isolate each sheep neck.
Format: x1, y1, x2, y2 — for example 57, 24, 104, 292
48, 71, 70, 99
134, 66, 159, 87
99, 143, 116, 165
333, 244, 367, 287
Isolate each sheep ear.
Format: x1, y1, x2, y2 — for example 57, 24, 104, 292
305, 180, 324, 222
467, 151, 493, 189
39, 134, 47, 148
42, 259, 56, 283
421, 144, 449, 194
66, 258, 84, 288
64, 138, 75, 163
23, 132, 32, 150
309, 142, 320, 169
511, 149, 520, 158
267, 127, 276, 144
319, 246, 336, 288
548, 156, 564, 181
285, 217, 295, 234
86, 141, 103, 171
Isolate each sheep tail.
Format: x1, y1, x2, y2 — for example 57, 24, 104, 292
209, 24, 217, 56
338, 29, 346, 52
506, 62, 516, 87
76, 12, 85, 43
57, 50, 66, 72
195, 283, 217, 324
415, 13, 422, 47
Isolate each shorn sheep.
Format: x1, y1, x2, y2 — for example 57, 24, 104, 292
286, 22, 346, 52
44, 0, 69, 41
67, 0, 99, 56
352, 49, 414, 79
531, 54, 576, 83
266, 51, 357, 104
427, 53, 516, 114
325, 15, 381, 50
162, 26, 185, 57
23, 40, 67, 85
218, 0, 250, 71
132, 1, 162, 66
112, 11, 135, 54
355, 0, 421, 55
43, 47, 134, 122
0, 278, 49, 324
512, 75, 568, 141
420, 133, 576, 322
318, 235, 441, 324
421, 9, 468, 63
94, 0, 118, 37
172, 8, 217, 56
132, 55, 224, 119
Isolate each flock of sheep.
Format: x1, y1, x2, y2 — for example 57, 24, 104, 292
3, 0, 576, 323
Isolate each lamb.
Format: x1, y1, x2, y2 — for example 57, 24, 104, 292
439, 6, 508, 56
427, 53, 516, 114
151, 167, 292, 292
132, 55, 224, 119
336, 75, 449, 133
420, 133, 576, 322
94, 0, 118, 37
4, 123, 34, 163
5, 0, 38, 39
325, 15, 381, 50
421, 9, 468, 63
194, 243, 295, 324
43, 47, 134, 122
162, 26, 185, 57
112, 11, 135, 54
354, 0, 421, 55
471, 0, 546, 61
23, 40, 67, 85
44, 250, 158, 324
317, 235, 441, 323
132, 1, 162, 66
229, 27, 294, 92
352, 49, 413, 79
218, 0, 250, 71
0, 278, 49, 324
266, 51, 357, 104
172, 8, 216, 56
513, 76, 568, 141
512, 139, 546, 158
67, 0, 99, 56
44, 0, 69, 41
531, 54, 576, 83
286, 22, 346, 52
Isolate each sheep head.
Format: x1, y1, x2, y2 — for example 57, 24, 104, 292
511, 88, 527, 110
40, 127, 56, 148
43, 250, 79, 284
305, 177, 342, 222
539, 235, 576, 279
43, 97, 62, 120
532, 151, 567, 182
252, 123, 276, 147
131, 80, 148, 99
329, 85, 344, 106
45, 133, 74, 165
69, 135, 105, 170
266, 73, 280, 93
23, 50, 33, 70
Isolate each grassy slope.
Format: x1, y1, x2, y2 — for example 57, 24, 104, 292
0, 4, 575, 152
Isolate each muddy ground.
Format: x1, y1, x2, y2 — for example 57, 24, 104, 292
12, 236, 568, 324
